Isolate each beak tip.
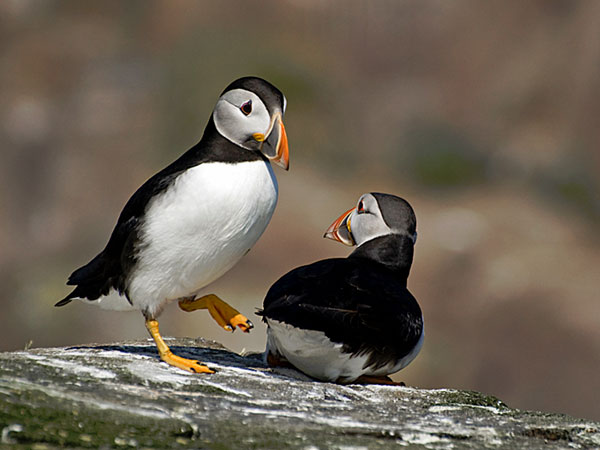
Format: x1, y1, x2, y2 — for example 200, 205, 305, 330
273, 159, 289, 171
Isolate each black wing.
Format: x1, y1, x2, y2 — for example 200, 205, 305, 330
57, 179, 166, 305
56, 154, 190, 306
259, 258, 423, 369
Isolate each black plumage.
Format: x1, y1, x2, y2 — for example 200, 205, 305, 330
259, 192, 424, 382
259, 234, 422, 371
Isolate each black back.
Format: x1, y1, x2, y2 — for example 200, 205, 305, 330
259, 234, 423, 370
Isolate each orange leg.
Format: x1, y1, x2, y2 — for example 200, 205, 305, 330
178, 294, 253, 333
145, 319, 214, 374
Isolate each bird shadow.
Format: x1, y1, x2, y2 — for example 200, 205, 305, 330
67, 343, 268, 372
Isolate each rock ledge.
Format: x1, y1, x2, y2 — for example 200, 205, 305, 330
1, 338, 599, 449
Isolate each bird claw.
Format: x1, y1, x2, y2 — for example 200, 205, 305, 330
228, 315, 253, 333
162, 353, 215, 374
186, 360, 215, 374
178, 294, 253, 333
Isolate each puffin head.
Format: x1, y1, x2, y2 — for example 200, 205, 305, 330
212, 76, 289, 170
324, 193, 417, 247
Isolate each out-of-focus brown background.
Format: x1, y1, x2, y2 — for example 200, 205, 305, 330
1, 1, 599, 421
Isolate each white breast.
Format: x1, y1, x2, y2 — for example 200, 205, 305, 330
124, 160, 278, 316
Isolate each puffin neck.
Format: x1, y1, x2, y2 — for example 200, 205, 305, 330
348, 234, 414, 281
188, 117, 267, 165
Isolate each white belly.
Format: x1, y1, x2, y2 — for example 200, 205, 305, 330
265, 318, 424, 382
111, 160, 277, 316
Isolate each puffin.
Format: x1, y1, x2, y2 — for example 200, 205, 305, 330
57, 76, 289, 374
258, 193, 423, 384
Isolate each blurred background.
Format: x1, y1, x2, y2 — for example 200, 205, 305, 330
1, 0, 599, 421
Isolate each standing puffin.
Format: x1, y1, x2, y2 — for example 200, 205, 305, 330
258, 193, 423, 384
57, 76, 289, 374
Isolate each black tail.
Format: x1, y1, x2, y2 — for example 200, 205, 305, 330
57, 250, 115, 307
55, 286, 81, 307
55, 295, 74, 307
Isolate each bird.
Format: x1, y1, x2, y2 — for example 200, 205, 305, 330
57, 76, 289, 374
258, 193, 423, 384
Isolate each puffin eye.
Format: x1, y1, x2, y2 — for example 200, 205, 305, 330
240, 100, 252, 116
357, 201, 365, 214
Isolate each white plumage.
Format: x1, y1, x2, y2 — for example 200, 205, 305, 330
266, 318, 424, 383
82, 160, 278, 317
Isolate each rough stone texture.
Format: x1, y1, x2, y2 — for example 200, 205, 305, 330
1, 338, 599, 449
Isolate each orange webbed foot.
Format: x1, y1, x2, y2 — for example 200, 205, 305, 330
159, 350, 215, 374
179, 294, 253, 333
145, 319, 215, 374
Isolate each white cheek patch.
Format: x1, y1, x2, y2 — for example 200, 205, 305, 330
351, 213, 393, 246
213, 90, 271, 149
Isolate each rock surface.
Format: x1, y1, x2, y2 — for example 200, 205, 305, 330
1, 338, 599, 449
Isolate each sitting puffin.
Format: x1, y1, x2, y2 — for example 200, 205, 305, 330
57, 76, 289, 374
258, 193, 423, 384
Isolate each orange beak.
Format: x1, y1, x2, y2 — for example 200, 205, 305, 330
261, 113, 289, 170
323, 207, 356, 246
273, 120, 289, 170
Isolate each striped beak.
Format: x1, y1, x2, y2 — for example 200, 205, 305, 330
323, 207, 356, 246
